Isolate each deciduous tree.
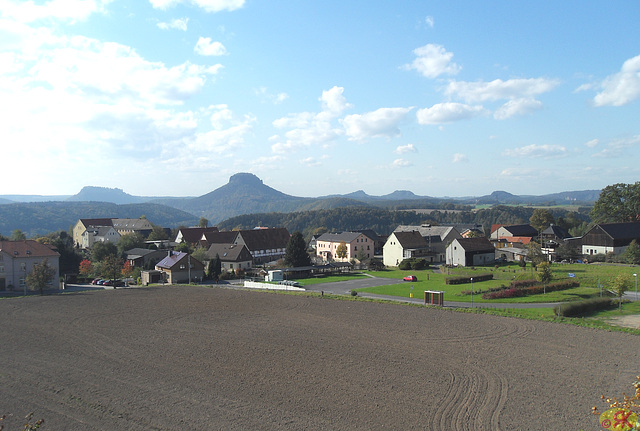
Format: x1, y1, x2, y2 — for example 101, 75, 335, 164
336, 241, 348, 261
536, 261, 553, 294
612, 274, 632, 311
591, 182, 640, 223
26, 258, 57, 294
529, 209, 554, 233
623, 240, 640, 265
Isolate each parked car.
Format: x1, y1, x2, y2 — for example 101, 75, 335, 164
403, 275, 417, 282
91, 278, 101, 285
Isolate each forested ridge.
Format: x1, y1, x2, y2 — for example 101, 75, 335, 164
217, 205, 592, 238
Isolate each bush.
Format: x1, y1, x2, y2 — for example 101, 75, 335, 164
482, 279, 580, 299
350, 290, 358, 296
554, 298, 615, 317
445, 273, 493, 285
411, 258, 429, 270
398, 259, 412, 270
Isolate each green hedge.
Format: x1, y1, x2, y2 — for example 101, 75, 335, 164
445, 273, 493, 285
554, 298, 616, 317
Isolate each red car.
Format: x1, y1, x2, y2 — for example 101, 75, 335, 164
403, 275, 417, 282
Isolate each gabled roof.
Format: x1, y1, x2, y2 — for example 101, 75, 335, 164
80, 218, 113, 228
202, 231, 239, 244
593, 222, 640, 240
125, 248, 162, 259
112, 218, 153, 230
236, 228, 290, 250
390, 231, 428, 249
501, 236, 533, 245
156, 251, 188, 269
454, 237, 495, 252
542, 225, 570, 239
176, 227, 219, 244
206, 243, 252, 262
355, 229, 381, 241
0, 240, 60, 258
394, 225, 458, 241
500, 224, 538, 237
317, 232, 365, 243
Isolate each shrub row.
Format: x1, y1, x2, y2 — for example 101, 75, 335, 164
445, 273, 493, 285
482, 279, 580, 299
554, 298, 616, 317
398, 258, 430, 271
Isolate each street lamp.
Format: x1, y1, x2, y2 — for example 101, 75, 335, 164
634, 273, 637, 300
470, 277, 473, 308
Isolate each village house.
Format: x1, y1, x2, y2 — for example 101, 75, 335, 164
72, 217, 155, 249
153, 251, 205, 284
0, 240, 60, 292
316, 232, 375, 262
382, 231, 429, 267
446, 237, 496, 267
233, 228, 291, 265
393, 225, 461, 263
205, 243, 253, 273
174, 226, 219, 246
124, 248, 168, 270
580, 222, 640, 257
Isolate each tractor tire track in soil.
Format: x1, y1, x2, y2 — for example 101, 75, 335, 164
0, 285, 638, 430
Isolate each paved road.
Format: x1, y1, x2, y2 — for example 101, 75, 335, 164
60, 276, 639, 310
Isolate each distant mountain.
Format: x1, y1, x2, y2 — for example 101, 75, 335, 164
0, 201, 199, 237
470, 190, 600, 206
0, 195, 71, 203
67, 186, 149, 204
152, 173, 313, 223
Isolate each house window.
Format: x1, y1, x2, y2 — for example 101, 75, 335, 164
0, 265, 4, 273
230, 263, 234, 269
20, 262, 26, 271
19, 277, 25, 288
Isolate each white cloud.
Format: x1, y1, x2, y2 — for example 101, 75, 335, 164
425, 16, 434, 28
255, 87, 289, 104
392, 158, 412, 167
493, 98, 543, 120
271, 86, 351, 153
0, 0, 108, 23
404, 43, 460, 79
503, 144, 567, 159
499, 167, 542, 180
592, 135, 640, 158
149, 0, 244, 12
416, 102, 485, 125
300, 157, 321, 166
593, 54, 640, 107
395, 144, 416, 154
585, 138, 599, 148
194, 37, 227, 56
452, 153, 468, 163
445, 78, 560, 103
342, 107, 412, 141
157, 18, 189, 31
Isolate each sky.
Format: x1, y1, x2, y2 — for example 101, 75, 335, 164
1, 1, 639, 199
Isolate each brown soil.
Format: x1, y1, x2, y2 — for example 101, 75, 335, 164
0, 286, 637, 430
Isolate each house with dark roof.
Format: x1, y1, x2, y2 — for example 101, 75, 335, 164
233, 228, 291, 265
175, 227, 219, 245
205, 243, 253, 273
393, 225, 461, 262
124, 248, 169, 270
0, 240, 60, 292
581, 222, 640, 256
154, 251, 204, 284
73, 217, 155, 249
541, 224, 571, 260
199, 230, 239, 249
446, 237, 496, 267
383, 231, 429, 267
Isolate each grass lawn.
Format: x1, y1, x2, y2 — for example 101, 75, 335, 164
296, 272, 368, 286
356, 262, 639, 304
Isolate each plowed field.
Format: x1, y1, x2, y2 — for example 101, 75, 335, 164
0, 286, 637, 430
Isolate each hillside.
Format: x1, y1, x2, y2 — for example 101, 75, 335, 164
0, 201, 199, 237
66, 186, 150, 204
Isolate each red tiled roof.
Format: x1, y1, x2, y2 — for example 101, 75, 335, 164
0, 240, 60, 258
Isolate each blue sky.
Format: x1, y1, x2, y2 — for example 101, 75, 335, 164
1, 1, 639, 198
